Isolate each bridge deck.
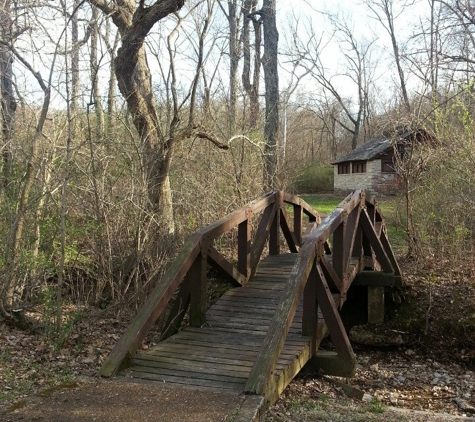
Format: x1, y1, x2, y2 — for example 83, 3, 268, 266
124, 253, 320, 398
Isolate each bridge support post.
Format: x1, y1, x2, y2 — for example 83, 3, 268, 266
269, 192, 281, 255
368, 285, 385, 324
189, 249, 208, 327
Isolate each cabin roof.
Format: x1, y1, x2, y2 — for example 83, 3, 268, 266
331, 129, 426, 164
332, 136, 392, 164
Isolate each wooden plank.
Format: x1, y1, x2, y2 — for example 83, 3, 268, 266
244, 239, 316, 395
133, 357, 250, 378
141, 345, 302, 367
126, 370, 244, 391
268, 341, 312, 404
133, 357, 251, 378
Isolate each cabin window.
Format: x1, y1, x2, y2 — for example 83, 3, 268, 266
352, 161, 366, 173
381, 158, 396, 173
338, 163, 350, 174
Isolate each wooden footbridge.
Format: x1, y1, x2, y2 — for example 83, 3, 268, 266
98, 191, 401, 404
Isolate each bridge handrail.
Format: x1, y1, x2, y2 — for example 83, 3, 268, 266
98, 190, 319, 377
244, 190, 401, 396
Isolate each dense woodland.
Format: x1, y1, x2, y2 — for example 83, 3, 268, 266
0, 0, 474, 333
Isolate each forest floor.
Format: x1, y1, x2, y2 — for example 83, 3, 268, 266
1, 255, 475, 420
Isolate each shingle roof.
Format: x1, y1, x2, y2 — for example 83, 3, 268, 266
332, 136, 392, 164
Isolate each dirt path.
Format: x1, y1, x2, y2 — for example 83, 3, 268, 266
1, 378, 244, 422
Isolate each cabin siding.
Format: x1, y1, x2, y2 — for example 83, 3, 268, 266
334, 159, 400, 195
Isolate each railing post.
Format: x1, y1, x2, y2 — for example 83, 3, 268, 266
269, 192, 281, 255
238, 211, 252, 279
302, 257, 318, 356
189, 240, 209, 327
293, 204, 303, 247
332, 216, 347, 283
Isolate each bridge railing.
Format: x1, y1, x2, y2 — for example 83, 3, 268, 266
98, 190, 319, 377
244, 190, 401, 398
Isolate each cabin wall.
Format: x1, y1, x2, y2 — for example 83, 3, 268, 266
334, 159, 400, 195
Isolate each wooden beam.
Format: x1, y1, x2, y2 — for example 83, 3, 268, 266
244, 240, 316, 395
189, 248, 209, 327
280, 207, 298, 253
269, 193, 282, 255
207, 246, 246, 286
282, 191, 320, 221
293, 204, 303, 247
198, 192, 277, 239
379, 225, 402, 284
250, 203, 277, 276
319, 254, 343, 293
160, 278, 191, 341
353, 271, 395, 287
97, 234, 201, 377
302, 262, 318, 356
315, 264, 355, 365
368, 286, 385, 324
360, 209, 393, 273
238, 213, 252, 279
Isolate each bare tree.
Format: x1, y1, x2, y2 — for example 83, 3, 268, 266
218, 0, 242, 134
261, 0, 279, 190
364, 0, 413, 113
86, 0, 186, 236
241, 0, 261, 129
0, 0, 16, 196
296, 15, 377, 150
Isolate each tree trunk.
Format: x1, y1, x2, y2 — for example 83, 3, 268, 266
90, 6, 104, 135
89, 0, 186, 235
0, 0, 16, 197
261, 0, 279, 190
227, 0, 240, 135
242, 0, 260, 129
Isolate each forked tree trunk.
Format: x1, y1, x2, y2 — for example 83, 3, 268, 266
89, 0, 186, 235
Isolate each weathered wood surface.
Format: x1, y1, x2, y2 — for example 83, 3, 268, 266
100, 189, 402, 405
124, 254, 321, 398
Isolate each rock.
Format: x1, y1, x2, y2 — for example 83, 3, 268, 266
396, 375, 406, 383
370, 363, 379, 371
362, 393, 373, 402
405, 349, 415, 356
349, 325, 406, 347
454, 397, 475, 413
434, 372, 442, 378
389, 394, 398, 405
